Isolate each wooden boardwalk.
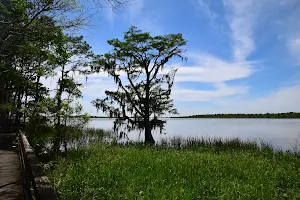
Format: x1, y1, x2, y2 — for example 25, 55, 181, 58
0, 133, 23, 200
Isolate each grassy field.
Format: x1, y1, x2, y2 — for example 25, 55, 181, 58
47, 139, 300, 200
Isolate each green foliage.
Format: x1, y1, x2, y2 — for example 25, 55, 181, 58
48, 142, 300, 199
0, 0, 130, 156
0, 0, 83, 128
0, 0, 99, 156
92, 26, 187, 143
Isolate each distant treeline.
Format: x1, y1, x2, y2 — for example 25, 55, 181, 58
89, 116, 110, 118
71, 116, 110, 118
173, 112, 300, 119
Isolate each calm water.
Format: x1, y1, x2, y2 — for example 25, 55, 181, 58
89, 118, 300, 151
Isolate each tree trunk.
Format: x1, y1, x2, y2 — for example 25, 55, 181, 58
23, 93, 27, 124
34, 76, 41, 103
144, 66, 155, 144
144, 115, 155, 144
15, 91, 23, 127
53, 67, 64, 154
145, 125, 155, 144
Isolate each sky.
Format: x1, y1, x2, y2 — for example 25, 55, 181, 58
45, 0, 300, 116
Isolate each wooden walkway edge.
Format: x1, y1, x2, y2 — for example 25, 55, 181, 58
1, 130, 58, 200
19, 131, 58, 200
0, 133, 23, 200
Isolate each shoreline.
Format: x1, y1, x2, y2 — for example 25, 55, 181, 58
86, 112, 300, 119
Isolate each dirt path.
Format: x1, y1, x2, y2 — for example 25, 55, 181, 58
0, 133, 23, 200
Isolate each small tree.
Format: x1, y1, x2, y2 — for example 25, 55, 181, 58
48, 31, 94, 153
92, 27, 187, 144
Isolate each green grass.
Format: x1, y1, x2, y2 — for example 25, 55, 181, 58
47, 139, 300, 200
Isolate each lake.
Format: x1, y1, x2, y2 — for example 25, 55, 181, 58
89, 118, 300, 151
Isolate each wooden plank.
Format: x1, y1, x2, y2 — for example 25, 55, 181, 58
0, 133, 23, 200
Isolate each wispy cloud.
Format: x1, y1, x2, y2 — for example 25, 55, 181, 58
107, 7, 115, 23
287, 37, 300, 65
198, 0, 262, 61
176, 83, 300, 115
222, 0, 262, 61
172, 82, 248, 102
197, 0, 218, 26
178, 0, 261, 106
159, 52, 255, 106
174, 53, 255, 83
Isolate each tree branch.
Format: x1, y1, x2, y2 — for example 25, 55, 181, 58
111, 72, 144, 117
150, 46, 179, 82
127, 71, 143, 103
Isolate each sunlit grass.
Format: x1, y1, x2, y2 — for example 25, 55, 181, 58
47, 136, 300, 199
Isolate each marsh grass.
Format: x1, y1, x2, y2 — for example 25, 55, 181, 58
67, 127, 114, 149
47, 134, 300, 199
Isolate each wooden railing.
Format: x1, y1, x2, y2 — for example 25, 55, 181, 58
18, 130, 58, 200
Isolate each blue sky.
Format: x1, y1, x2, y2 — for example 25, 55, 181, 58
46, 0, 300, 116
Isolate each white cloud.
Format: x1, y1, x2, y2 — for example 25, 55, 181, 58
197, 0, 260, 60
161, 52, 255, 105
176, 83, 300, 115
81, 78, 116, 98
222, 0, 262, 61
174, 53, 255, 82
217, 84, 300, 113
172, 82, 248, 102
